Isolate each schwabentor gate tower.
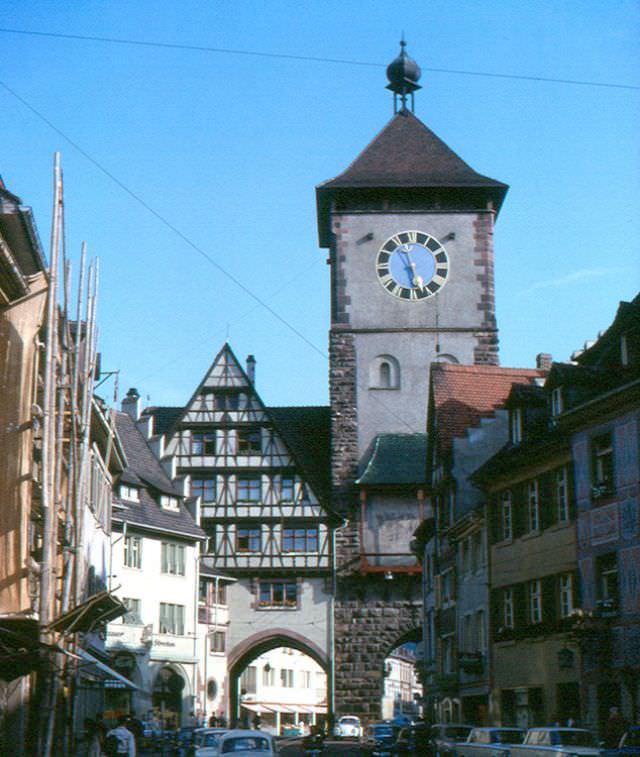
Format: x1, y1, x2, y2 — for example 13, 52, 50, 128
317, 42, 508, 720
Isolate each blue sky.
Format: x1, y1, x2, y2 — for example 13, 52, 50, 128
1, 1, 638, 409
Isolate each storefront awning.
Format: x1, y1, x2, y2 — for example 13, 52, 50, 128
47, 591, 127, 633
0, 617, 72, 682
76, 648, 141, 691
241, 702, 327, 714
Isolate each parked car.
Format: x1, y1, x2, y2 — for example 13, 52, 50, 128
334, 715, 363, 740
509, 727, 600, 757
602, 727, 640, 757
361, 721, 403, 757
393, 721, 431, 757
454, 727, 525, 757
190, 726, 230, 757
430, 724, 474, 757
217, 729, 278, 757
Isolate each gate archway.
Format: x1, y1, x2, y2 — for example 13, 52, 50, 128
227, 628, 329, 728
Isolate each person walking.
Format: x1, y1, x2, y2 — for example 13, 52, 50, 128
105, 714, 137, 757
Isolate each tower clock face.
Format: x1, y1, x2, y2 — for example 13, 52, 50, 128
376, 230, 450, 300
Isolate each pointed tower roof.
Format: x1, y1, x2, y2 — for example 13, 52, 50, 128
316, 110, 508, 246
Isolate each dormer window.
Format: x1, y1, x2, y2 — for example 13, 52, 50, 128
160, 495, 180, 511
120, 485, 140, 502
550, 387, 563, 416
510, 408, 523, 444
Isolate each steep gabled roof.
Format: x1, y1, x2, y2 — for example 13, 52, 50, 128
113, 411, 204, 540
356, 434, 428, 486
268, 406, 331, 504
319, 111, 507, 192
430, 363, 545, 456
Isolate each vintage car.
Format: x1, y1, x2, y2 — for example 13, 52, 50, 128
333, 715, 363, 740
509, 727, 600, 757
217, 729, 278, 757
454, 727, 525, 757
190, 726, 230, 757
361, 721, 403, 757
430, 724, 474, 757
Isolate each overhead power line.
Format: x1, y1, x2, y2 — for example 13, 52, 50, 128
1, 27, 639, 91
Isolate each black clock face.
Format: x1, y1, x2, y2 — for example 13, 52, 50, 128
376, 230, 450, 300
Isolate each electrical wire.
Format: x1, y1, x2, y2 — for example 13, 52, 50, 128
1, 27, 639, 90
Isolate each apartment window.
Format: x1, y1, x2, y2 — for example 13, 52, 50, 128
259, 581, 297, 608
555, 467, 569, 522
280, 669, 295, 688
192, 477, 216, 503
240, 665, 257, 694
597, 553, 619, 613
592, 432, 614, 496
528, 579, 542, 624
511, 408, 523, 444
503, 588, 514, 630
282, 527, 318, 553
161, 542, 186, 575
237, 428, 262, 454
159, 602, 185, 635
280, 476, 295, 502
214, 582, 227, 605
191, 431, 216, 455
237, 476, 261, 502
301, 670, 312, 688
442, 634, 454, 674
527, 479, 540, 533
237, 527, 261, 552
550, 387, 564, 416
120, 485, 140, 502
441, 569, 455, 607
122, 597, 142, 625
463, 613, 473, 652
559, 573, 574, 618
262, 666, 275, 686
215, 392, 239, 411
124, 535, 142, 569
501, 491, 513, 541
160, 495, 179, 512
210, 630, 226, 654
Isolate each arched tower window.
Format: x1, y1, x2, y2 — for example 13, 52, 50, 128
370, 354, 400, 389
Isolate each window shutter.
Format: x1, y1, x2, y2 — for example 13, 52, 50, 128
512, 483, 526, 538
513, 583, 527, 629
542, 574, 556, 626
539, 472, 555, 530
567, 465, 577, 521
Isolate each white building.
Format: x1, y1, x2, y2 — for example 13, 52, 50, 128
105, 404, 206, 730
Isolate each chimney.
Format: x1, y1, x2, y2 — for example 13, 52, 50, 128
536, 353, 553, 371
121, 387, 141, 420
246, 355, 256, 385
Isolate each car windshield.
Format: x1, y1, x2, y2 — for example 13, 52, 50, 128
341, 718, 360, 726
493, 730, 524, 744
221, 737, 271, 753
444, 727, 472, 740
551, 731, 596, 747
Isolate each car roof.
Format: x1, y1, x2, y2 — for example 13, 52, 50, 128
220, 729, 273, 739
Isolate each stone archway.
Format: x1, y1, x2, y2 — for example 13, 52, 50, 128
227, 628, 329, 727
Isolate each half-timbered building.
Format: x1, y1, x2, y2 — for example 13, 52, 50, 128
142, 343, 335, 724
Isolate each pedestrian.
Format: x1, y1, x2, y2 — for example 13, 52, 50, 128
105, 714, 137, 757
83, 717, 102, 757
604, 706, 627, 749
127, 713, 144, 753
253, 713, 262, 730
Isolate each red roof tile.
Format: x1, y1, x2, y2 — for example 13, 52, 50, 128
431, 364, 546, 454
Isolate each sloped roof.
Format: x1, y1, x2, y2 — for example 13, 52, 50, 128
356, 433, 428, 486
431, 364, 545, 455
142, 405, 183, 437
268, 405, 331, 504
113, 412, 204, 540
319, 110, 507, 192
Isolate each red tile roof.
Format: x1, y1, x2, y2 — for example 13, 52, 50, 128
431, 364, 545, 454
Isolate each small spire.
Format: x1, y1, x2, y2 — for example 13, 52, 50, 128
386, 37, 422, 113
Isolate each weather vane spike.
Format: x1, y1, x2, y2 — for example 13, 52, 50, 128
385, 37, 422, 114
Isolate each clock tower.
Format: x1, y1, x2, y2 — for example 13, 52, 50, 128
316, 42, 508, 720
